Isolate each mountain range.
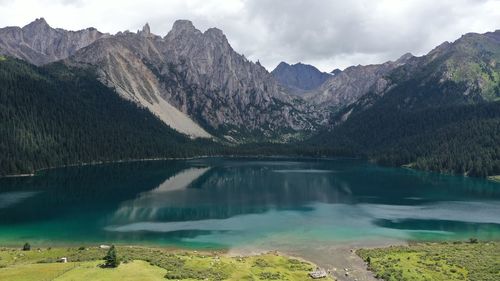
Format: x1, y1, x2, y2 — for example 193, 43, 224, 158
0, 18, 499, 177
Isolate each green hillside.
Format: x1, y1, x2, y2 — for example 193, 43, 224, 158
314, 31, 500, 177
0, 57, 217, 176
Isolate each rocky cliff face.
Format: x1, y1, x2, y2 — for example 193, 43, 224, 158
305, 53, 413, 110
160, 21, 326, 141
0, 18, 105, 65
68, 26, 212, 139
271, 62, 331, 94
69, 20, 326, 142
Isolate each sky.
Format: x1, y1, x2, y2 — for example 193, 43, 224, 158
0, 0, 499, 72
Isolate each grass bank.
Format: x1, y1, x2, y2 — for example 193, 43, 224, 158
0, 245, 334, 281
488, 175, 500, 183
357, 241, 500, 281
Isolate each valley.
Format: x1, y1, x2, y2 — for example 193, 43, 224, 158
0, 9, 499, 281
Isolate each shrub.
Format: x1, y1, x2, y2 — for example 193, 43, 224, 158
103, 245, 119, 268
254, 258, 270, 267
468, 238, 478, 244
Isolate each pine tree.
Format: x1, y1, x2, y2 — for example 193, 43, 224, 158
103, 245, 119, 268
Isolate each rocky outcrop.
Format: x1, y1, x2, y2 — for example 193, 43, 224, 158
0, 18, 106, 65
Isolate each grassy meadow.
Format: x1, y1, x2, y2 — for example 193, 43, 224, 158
357, 241, 500, 281
0, 246, 332, 281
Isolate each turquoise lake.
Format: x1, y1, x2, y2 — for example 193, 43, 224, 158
0, 158, 499, 252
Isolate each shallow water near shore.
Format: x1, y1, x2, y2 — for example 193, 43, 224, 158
0, 157, 499, 257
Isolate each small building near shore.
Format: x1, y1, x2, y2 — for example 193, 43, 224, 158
309, 267, 327, 279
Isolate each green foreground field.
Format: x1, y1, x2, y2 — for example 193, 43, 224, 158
357, 241, 500, 281
0, 246, 333, 281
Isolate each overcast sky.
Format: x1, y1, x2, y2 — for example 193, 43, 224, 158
1, 0, 499, 71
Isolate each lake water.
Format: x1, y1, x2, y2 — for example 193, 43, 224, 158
1, 158, 499, 253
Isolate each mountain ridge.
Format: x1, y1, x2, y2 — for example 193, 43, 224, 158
69, 19, 327, 142
0, 18, 106, 65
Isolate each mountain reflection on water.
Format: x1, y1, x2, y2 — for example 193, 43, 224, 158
0, 157, 499, 248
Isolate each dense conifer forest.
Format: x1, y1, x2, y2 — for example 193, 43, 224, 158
0, 57, 219, 175
313, 101, 500, 177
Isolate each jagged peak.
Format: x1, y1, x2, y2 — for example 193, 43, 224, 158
165, 19, 201, 40
172, 20, 197, 33
23, 17, 51, 30
330, 68, 342, 75
137, 23, 152, 37
142, 23, 150, 34
271, 62, 290, 74
203, 27, 230, 47
292, 62, 324, 72
204, 27, 225, 38
33, 17, 48, 24
277, 61, 290, 67
273, 61, 327, 76
395, 52, 414, 64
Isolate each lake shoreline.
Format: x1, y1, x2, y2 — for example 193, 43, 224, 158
3, 153, 498, 181
0, 242, 383, 281
4, 240, 495, 281
0, 154, 359, 178
0, 245, 336, 281
0, 239, 404, 281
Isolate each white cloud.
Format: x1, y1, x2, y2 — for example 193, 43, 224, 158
0, 0, 498, 71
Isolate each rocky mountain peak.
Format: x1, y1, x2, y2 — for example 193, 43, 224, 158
330, 68, 342, 75
23, 17, 49, 28
271, 61, 330, 93
204, 27, 225, 40
141, 23, 151, 35
0, 18, 105, 65
170, 20, 199, 36
22, 17, 51, 33
276, 61, 290, 68
395, 52, 414, 64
